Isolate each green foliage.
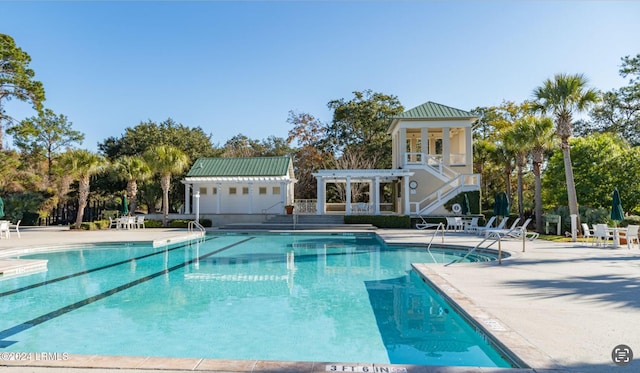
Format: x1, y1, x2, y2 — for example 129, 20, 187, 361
144, 220, 164, 228
324, 90, 404, 169
199, 218, 212, 227
0, 192, 45, 223
0, 33, 46, 150
543, 133, 629, 210
98, 118, 216, 161
94, 219, 110, 229
222, 133, 292, 158
6, 108, 84, 175
344, 215, 410, 228
169, 219, 191, 228
79, 222, 97, 230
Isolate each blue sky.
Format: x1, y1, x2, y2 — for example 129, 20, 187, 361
2, 1, 639, 151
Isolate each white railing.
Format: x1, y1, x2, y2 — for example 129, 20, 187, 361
410, 174, 481, 215
445, 231, 504, 266
405, 152, 459, 180
294, 199, 317, 214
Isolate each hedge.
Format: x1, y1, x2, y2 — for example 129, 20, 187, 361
344, 215, 411, 228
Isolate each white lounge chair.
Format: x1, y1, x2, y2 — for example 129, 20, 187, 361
477, 216, 508, 236
0, 220, 10, 239
464, 217, 480, 233
9, 220, 20, 238
475, 216, 497, 236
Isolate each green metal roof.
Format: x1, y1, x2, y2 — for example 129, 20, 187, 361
186, 156, 292, 177
393, 101, 474, 119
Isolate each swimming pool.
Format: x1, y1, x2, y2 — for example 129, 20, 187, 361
0, 233, 512, 367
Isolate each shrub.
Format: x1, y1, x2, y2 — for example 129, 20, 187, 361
199, 218, 213, 227
169, 219, 191, 228
94, 219, 110, 230
345, 215, 411, 228
144, 220, 164, 228
79, 222, 97, 230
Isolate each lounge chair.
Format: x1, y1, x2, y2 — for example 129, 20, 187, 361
476, 216, 506, 236
9, 220, 20, 238
464, 217, 480, 233
486, 218, 536, 240
0, 220, 10, 239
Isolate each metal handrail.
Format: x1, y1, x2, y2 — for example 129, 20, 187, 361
188, 220, 206, 235
445, 232, 503, 266
425, 222, 446, 262
261, 201, 283, 215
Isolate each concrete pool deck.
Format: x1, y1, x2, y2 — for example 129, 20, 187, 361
0, 227, 639, 372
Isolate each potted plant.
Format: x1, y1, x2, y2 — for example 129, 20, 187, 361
285, 205, 294, 214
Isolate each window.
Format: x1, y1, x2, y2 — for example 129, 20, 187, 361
199, 187, 207, 195
229, 187, 237, 195
259, 187, 267, 195
242, 187, 249, 195
213, 187, 217, 195
272, 186, 281, 195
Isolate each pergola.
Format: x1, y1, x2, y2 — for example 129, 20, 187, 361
313, 169, 414, 215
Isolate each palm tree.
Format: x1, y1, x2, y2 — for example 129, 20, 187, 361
57, 149, 107, 228
113, 155, 152, 215
144, 145, 189, 226
526, 116, 555, 233
532, 73, 599, 239
503, 124, 529, 219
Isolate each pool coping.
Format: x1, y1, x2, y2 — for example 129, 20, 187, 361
0, 229, 546, 372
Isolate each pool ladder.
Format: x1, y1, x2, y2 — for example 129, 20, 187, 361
425, 222, 446, 262
188, 220, 206, 236
445, 232, 504, 266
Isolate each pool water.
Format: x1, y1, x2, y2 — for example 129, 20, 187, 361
0, 233, 511, 367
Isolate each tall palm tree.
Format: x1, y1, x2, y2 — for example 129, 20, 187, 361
144, 145, 189, 226
526, 116, 555, 233
57, 149, 107, 228
503, 125, 529, 219
532, 73, 599, 239
113, 155, 152, 215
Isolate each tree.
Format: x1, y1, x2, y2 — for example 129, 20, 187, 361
221, 134, 292, 158
519, 115, 555, 233
286, 111, 330, 199
7, 108, 84, 177
543, 133, 627, 212
587, 54, 640, 144
98, 118, 216, 161
113, 155, 152, 214
503, 124, 529, 218
325, 90, 404, 169
57, 149, 107, 228
0, 33, 45, 149
144, 145, 189, 226
532, 73, 599, 239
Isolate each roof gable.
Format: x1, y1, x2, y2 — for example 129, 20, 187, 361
393, 101, 474, 120
187, 156, 292, 177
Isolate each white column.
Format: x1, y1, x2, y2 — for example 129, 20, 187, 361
443, 128, 451, 166
345, 176, 352, 215
403, 176, 410, 215
216, 182, 222, 214
316, 177, 325, 215
185, 183, 191, 214
421, 128, 428, 163
280, 181, 286, 208
465, 126, 473, 168
399, 128, 407, 167
374, 176, 380, 215
248, 182, 253, 214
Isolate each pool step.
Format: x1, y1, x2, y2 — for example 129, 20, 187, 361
0, 258, 48, 280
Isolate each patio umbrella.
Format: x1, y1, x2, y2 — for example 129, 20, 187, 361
498, 191, 510, 217
0, 196, 4, 218
121, 195, 129, 216
493, 192, 502, 218
611, 188, 624, 222
462, 193, 471, 215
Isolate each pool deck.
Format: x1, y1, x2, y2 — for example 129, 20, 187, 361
0, 227, 639, 372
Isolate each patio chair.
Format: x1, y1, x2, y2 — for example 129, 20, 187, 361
581, 223, 594, 245
445, 217, 463, 232
135, 216, 145, 229
621, 224, 639, 249
108, 217, 118, 229
0, 220, 10, 239
464, 217, 480, 233
9, 220, 20, 238
593, 224, 613, 247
